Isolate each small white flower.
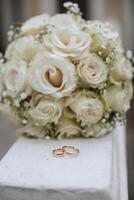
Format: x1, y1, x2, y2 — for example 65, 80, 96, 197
101, 118, 106, 123
14, 99, 20, 107
126, 50, 133, 59
104, 113, 110, 119
98, 51, 102, 55
63, 2, 80, 14
22, 119, 28, 125
2, 91, 8, 97
20, 92, 27, 100
84, 21, 123, 58
105, 57, 111, 63
45, 136, 50, 140
35, 122, 39, 127
86, 21, 119, 39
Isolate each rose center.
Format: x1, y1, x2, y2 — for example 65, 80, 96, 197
88, 65, 96, 77
45, 68, 63, 87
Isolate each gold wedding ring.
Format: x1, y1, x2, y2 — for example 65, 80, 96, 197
62, 146, 79, 157
52, 148, 65, 157
52, 146, 79, 157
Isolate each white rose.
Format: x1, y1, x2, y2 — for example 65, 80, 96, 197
21, 14, 50, 35
2, 60, 28, 97
50, 28, 91, 58
103, 81, 133, 112
77, 54, 108, 88
28, 93, 63, 126
110, 55, 133, 82
5, 36, 43, 62
51, 14, 80, 30
56, 117, 81, 139
29, 52, 76, 98
68, 92, 104, 126
18, 125, 46, 139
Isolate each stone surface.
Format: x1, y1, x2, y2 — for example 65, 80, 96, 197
0, 124, 128, 200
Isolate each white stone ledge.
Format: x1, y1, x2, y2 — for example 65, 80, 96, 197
0, 123, 128, 200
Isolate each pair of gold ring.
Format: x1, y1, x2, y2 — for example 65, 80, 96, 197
52, 146, 79, 157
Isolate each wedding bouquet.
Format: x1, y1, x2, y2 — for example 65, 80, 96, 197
0, 2, 133, 139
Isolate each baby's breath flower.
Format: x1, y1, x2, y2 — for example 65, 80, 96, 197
104, 113, 110, 119
24, 102, 29, 108
22, 119, 28, 125
45, 135, 50, 140
0, 53, 5, 64
20, 93, 27, 100
14, 99, 20, 107
101, 118, 106, 123
2, 91, 8, 97
126, 50, 133, 59
7, 23, 22, 42
35, 24, 53, 44
105, 57, 111, 63
63, 2, 81, 15
35, 122, 39, 126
